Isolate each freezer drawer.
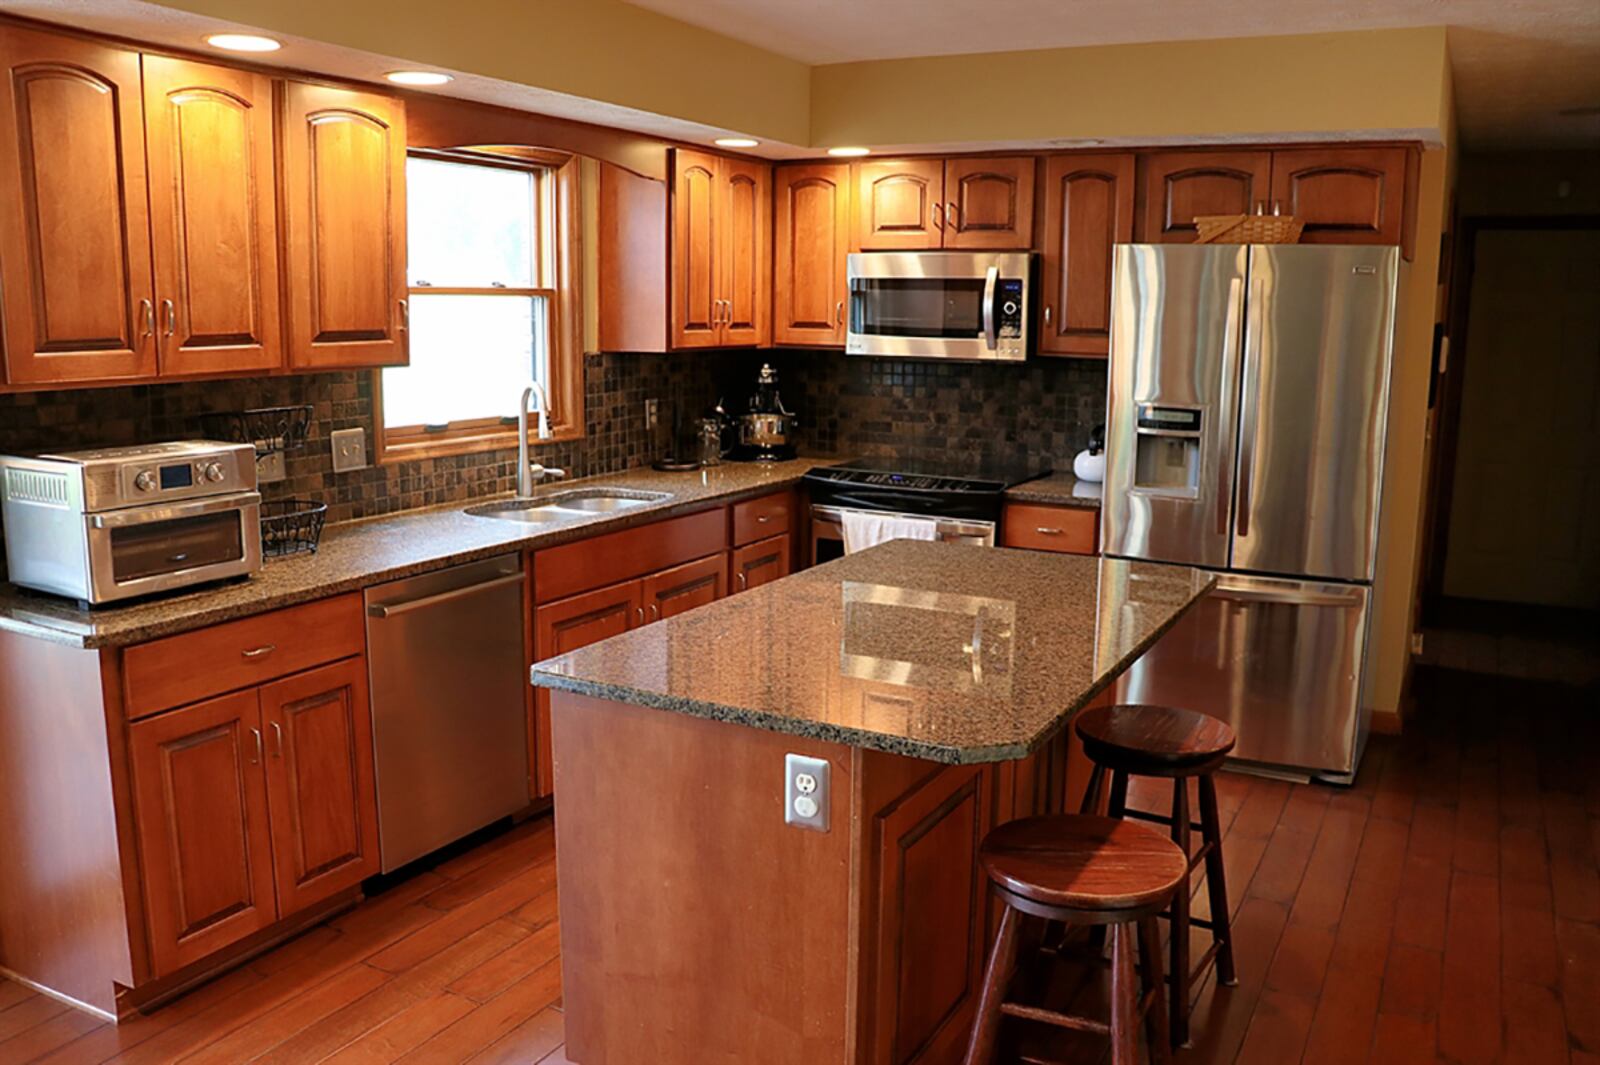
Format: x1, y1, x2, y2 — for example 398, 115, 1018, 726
1112, 570, 1371, 781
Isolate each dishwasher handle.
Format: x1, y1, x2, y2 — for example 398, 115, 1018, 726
367, 571, 524, 619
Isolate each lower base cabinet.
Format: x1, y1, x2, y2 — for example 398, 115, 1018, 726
1000, 502, 1100, 555
128, 656, 378, 977
730, 532, 791, 593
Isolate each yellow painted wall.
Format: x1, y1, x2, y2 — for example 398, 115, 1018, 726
810, 28, 1451, 148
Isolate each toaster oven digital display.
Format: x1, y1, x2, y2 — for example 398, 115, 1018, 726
159, 463, 194, 489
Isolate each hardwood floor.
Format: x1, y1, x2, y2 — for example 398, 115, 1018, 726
0, 665, 1595, 1064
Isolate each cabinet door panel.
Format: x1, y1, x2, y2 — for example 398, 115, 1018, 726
1039, 153, 1134, 357
774, 164, 850, 346
730, 533, 790, 594
143, 56, 281, 376
1269, 147, 1407, 245
129, 689, 276, 977
856, 159, 945, 250
260, 657, 379, 915
719, 157, 770, 347
642, 554, 726, 623
0, 27, 155, 384
671, 149, 720, 349
1138, 150, 1272, 243
943, 157, 1034, 249
281, 82, 407, 368
533, 580, 643, 797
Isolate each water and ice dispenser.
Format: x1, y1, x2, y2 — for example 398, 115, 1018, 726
1132, 405, 1202, 494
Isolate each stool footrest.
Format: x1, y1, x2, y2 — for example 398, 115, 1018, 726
999, 1001, 1110, 1036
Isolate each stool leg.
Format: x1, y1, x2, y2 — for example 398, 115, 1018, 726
1109, 922, 1139, 1065
1107, 769, 1129, 819
1080, 763, 1107, 815
1169, 778, 1193, 1047
1199, 774, 1238, 986
962, 902, 1022, 1065
1138, 914, 1172, 1065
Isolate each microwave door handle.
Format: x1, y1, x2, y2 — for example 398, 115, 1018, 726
981, 265, 999, 350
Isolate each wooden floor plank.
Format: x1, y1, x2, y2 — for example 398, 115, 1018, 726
465, 1005, 565, 1065
396, 958, 562, 1064
315, 991, 478, 1065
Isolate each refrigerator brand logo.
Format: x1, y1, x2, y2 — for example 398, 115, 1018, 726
1352, 265, 1378, 275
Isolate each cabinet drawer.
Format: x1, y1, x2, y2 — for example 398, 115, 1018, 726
1001, 504, 1099, 555
534, 508, 728, 602
731, 491, 793, 546
123, 594, 365, 719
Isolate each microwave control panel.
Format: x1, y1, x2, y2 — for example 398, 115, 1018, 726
996, 277, 1024, 356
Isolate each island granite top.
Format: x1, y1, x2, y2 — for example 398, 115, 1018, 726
0, 458, 832, 649
531, 540, 1212, 765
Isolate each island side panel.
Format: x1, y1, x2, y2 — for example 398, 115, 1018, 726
550, 690, 855, 1065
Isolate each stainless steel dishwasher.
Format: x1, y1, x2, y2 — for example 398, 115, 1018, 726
365, 553, 529, 872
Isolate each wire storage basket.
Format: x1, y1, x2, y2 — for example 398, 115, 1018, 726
1194, 213, 1305, 244
261, 499, 328, 557
199, 405, 314, 456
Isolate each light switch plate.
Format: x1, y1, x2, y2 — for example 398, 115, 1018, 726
785, 753, 830, 833
257, 450, 286, 484
331, 427, 367, 472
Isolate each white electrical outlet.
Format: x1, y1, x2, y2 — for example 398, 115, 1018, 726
645, 398, 659, 430
331, 427, 367, 472
785, 754, 830, 832
257, 450, 286, 484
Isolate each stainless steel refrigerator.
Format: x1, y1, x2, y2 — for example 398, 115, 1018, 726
1102, 243, 1400, 783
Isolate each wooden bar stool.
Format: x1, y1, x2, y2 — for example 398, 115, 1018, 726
962, 815, 1187, 1065
1075, 704, 1239, 1047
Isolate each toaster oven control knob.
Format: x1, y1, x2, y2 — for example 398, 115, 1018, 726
134, 470, 156, 492
202, 462, 225, 483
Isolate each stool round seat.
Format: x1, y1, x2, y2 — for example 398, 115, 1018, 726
1075, 704, 1236, 771
980, 815, 1187, 913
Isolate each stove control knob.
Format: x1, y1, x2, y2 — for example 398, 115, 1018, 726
202, 462, 225, 483
134, 470, 156, 492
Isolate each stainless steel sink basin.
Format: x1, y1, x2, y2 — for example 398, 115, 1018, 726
549, 495, 653, 513
462, 501, 573, 523
464, 488, 671, 523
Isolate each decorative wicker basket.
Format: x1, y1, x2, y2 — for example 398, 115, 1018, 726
1194, 213, 1305, 244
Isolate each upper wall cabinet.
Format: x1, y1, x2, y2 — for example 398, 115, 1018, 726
774, 163, 850, 347
670, 148, 771, 350
280, 81, 409, 369
1038, 153, 1134, 358
0, 27, 157, 385
1137, 150, 1273, 244
856, 157, 1034, 251
143, 56, 282, 376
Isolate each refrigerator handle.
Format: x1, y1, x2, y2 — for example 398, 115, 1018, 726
1236, 275, 1266, 539
1216, 276, 1244, 537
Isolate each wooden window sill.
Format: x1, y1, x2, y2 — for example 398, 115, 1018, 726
377, 424, 581, 465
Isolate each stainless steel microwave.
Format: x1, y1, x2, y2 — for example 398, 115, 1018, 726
846, 251, 1033, 361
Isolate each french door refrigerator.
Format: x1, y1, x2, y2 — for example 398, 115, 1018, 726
1102, 243, 1400, 783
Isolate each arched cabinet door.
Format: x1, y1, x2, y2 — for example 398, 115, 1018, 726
718, 157, 771, 348
143, 56, 282, 376
1039, 153, 1134, 357
944, 156, 1035, 249
0, 26, 156, 384
1137, 150, 1272, 243
856, 158, 946, 250
671, 149, 720, 349
775, 164, 851, 346
1269, 147, 1408, 245
280, 81, 408, 369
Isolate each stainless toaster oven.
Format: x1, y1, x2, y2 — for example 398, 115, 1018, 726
0, 441, 262, 605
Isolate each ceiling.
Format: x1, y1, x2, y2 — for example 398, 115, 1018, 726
624, 0, 1600, 148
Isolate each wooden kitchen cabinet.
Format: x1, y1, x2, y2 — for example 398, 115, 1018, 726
258, 658, 380, 916
142, 56, 282, 376
730, 533, 791, 593
1038, 153, 1135, 357
774, 163, 851, 346
1001, 502, 1100, 555
642, 554, 727, 622
0, 26, 157, 385
1137, 150, 1273, 243
1268, 146, 1409, 246
856, 156, 1034, 251
280, 80, 409, 369
128, 688, 279, 977
670, 148, 771, 349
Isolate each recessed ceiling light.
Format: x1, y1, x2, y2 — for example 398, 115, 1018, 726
204, 33, 281, 53
827, 146, 871, 157
386, 70, 453, 87
715, 137, 759, 149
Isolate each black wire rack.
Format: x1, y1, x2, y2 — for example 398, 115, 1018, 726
199, 405, 314, 456
260, 499, 328, 557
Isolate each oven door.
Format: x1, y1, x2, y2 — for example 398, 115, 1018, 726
84, 492, 263, 603
846, 252, 1030, 361
810, 504, 995, 566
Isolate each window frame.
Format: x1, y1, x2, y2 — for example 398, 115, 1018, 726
375, 147, 585, 464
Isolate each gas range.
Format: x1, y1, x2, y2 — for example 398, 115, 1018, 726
802, 457, 1049, 525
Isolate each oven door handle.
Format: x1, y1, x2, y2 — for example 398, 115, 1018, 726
981, 265, 999, 351
88, 491, 264, 529
811, 504, 996, 542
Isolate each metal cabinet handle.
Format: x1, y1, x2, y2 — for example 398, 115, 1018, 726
737, 572, 747, 590
635, 606, 644, 624
140, 299, 154, 339
835, 300, 844, 326
1035, 527, 1063, 535
945, 202, 958, 230
241, 644, 276, 659
931, 203, 943, 230
756, 514, 771, 523
162, 299, 175, 337
1043, 305, 1052, 327
649, 603, 660, 620
249, 727, 263, 765
397, 299, 409, 331
270, 722, 283, 758
1254, 200, 1269, 216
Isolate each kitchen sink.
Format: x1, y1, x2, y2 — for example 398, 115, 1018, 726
464, 488, 671, 523
548, 494, 656, 512
462, 501, 573, 522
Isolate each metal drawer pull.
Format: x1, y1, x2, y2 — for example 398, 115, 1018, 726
1036, 527, 1063, 535
757, 514, 771, 523
271, 722, 284, 757
249, 727, 263, 765
241, 644, 276, 659
635, 606, 644, 623
367, 572, 524, 618
649, 604, 660, 620
737, 573, 747, 590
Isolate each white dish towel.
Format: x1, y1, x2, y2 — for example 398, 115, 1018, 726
840, 511, 940, 555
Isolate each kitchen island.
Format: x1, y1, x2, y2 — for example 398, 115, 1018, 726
531, 540, 1213, 1065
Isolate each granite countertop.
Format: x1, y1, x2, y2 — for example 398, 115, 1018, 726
0, 459, 833, 649
1004, 471, 1103, 508
531, 540, 1212, 764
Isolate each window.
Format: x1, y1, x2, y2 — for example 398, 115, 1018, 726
376, 151, 583, 460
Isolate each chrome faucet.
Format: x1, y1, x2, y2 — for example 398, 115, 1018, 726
517, 382, 553, 499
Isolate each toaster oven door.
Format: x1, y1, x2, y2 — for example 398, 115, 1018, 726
85, 492, 262, 603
